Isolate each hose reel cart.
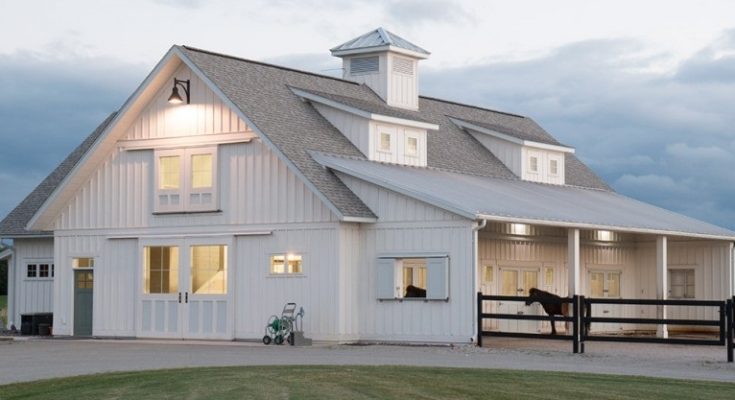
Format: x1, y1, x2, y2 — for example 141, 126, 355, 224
262, 302, 307, 345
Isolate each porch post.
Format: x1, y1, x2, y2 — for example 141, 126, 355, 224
7, 252, 15, 329
656, 235, 668, 338
568, 228, 581, 296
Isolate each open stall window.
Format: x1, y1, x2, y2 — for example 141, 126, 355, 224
376, 256, 449, 300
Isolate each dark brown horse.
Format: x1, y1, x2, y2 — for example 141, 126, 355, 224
525, 288, 569, 335
405, 285, 427, 298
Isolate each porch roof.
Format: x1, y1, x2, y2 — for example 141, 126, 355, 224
313, 153, 735, 240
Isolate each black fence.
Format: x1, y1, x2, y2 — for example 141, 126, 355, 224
477, 293, 735, 362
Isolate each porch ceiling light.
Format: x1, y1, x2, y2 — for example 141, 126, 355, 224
510, 223, 529, 235
597, 230, 613, 241
168, 78, 190, 104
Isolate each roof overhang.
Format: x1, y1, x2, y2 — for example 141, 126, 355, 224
291, 87, 439, 130
450, 117, 575, 153
0, 246, 13, 261
330, 45, 430, 59
314, 152, 735, 242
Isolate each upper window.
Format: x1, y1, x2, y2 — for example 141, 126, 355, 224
549, 159, 559, 176
379, 132, 392, 152
155, 147, 217, 213
669, 269, 695, 299
529, 156, 539, 173
405, 136, 418, 157
270, 254, 303, 275
376, 256, 449, 300
191, 245, 227, 294
144, 246, 179, 294
73, 258, 94, 269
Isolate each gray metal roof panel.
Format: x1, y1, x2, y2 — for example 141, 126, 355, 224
331, 27, 431, 55
0, 113, 117, 237
315, 153, 735, 239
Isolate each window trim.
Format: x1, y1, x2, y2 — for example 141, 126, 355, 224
588, 269, 622, 299
549, 158, 559, 176
668, 267, 696, 299
404, 134, 419, 158
25, 260, 55, 281
378, 131, 392, 153
268, 252, 305, 277
154, 146, 218, 213
376, 255, 449, 301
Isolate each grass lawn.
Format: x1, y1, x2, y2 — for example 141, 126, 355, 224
0, 366, 733, 400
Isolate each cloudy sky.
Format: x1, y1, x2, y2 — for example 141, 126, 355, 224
1, 0, 734, 229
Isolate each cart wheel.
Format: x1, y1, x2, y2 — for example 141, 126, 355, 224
262, 335, 272, 345
287, 333, 294, 346
274, 335, 284, 345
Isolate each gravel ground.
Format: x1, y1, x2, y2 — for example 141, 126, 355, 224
0, 337, 733, 385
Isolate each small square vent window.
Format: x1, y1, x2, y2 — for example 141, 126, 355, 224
550, 159, 558, 175
529, 156, 539, 173
350, 56, 379, 74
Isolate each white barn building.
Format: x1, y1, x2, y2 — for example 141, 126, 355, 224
1, 28, 734, 342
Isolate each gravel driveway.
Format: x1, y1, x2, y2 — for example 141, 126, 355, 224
0, 337, 733, 385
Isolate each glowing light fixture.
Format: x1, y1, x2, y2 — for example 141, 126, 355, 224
168, 78, 190, 104
597, 230, 613, 241
510, 223, 529, 235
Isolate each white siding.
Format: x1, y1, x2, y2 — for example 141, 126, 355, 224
123, 64, 250, 140
343, 53, 389, 101
521, 147, 565, 185
369, 122, 427, 167
386, 53, 419, 110
337, 173, 461, 222
55, 140, 336, 231
312, 103, 370, 156
234, 226, 344, 340
470, 133, 523, 176
11, 238, 54, 327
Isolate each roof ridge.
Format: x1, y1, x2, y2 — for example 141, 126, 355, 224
420, 95, 526, 119
180, 45, 357, 86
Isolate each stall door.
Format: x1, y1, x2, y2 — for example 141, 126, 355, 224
497, 267, 541, 333
139, 241, 231, 339
588, 270, 622, 333
74, 270, 94, 336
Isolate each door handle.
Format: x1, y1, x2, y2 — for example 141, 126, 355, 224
178, 292, 181, 303
185, 292, 189, 303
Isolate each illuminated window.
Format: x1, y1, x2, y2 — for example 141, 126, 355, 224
73, 258, 94, 268
544, 267, 554, 286
270, 254, 303, 275
402, 259, 427, 298
590, 270, 620, 298
190, 245, 227, 294
483, 265, 494, 283
144, 246, 179, 294
155, 147, 217, 213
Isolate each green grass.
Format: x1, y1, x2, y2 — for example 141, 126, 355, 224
0, 366, 733, 400
0, 295, 6, 327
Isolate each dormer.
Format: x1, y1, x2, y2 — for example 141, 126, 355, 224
331, 28, 430, 111
450, 117, 575, 185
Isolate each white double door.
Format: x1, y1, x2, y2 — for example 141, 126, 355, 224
497, 266, 542, 333
138, 238, 233, 340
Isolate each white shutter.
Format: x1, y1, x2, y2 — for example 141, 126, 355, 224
426, 257, 449, 300
376, 258, 397, 299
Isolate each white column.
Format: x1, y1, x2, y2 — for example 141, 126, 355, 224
727, 242, 734, 298
568, 228, 581, 296
7, 253, 15, 329
656, 235, 668, 338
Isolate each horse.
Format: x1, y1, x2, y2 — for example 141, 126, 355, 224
405, 285, 427, 298
525, 288, 569, 335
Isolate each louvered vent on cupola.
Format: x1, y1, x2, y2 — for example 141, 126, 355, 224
331, 28, 429, 110
350, 56, 379, 74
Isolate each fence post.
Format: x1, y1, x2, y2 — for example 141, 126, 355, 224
727, 298, 733, 363
579, 295, 586, 354
572, 295, 579, 354
719, 302, 727, 345
477, 292, 483, 347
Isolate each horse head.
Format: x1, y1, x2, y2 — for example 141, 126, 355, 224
525, 287, 538, 305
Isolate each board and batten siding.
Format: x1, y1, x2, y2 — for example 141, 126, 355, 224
55, 140, 337, 231
312, 103, 370, 156
10, 238, 54, 327
470, 133, 523, 176
234, 226, 345, 340
124, 64, 250, 140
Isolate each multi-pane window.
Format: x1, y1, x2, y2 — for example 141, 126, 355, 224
669, 269, 695, 299
144, 246, 179, 294
590, 270, 621, 298
483, 265, 494, 283
270, 254, 303, 275
549, 159, 559, 175
376, 256, 449, 300
190, 245, 227, 294
379, 132, 391, 152
73, 258, 94, 269
155, 147, 217, 213
529, 156, 539, 173
402, 259, 427, 298
26, 263, 54, 279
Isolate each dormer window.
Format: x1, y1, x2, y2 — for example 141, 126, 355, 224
379, 131, 392, 152
549, 159, 559, 176
406, 136, 418, 157
529, 156, 539, 173
155, 147, 218, 213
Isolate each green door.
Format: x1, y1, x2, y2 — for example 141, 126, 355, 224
74, 270, 94, 336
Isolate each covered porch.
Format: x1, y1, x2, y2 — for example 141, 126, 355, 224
477, 221, 734, 336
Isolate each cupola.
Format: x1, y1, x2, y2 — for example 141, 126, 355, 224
331, 28, 429, 111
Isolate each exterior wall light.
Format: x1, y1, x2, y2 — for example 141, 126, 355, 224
168, 78, 190, 104
597, 230, 613, 241
510, 223, 529, 235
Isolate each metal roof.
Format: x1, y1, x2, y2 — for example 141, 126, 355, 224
331, 27, 430, 56
314, 153, 735, 240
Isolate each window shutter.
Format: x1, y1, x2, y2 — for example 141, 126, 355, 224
426, 257, 449, 300
376, 258, 397, 299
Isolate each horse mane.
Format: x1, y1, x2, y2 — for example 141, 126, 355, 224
529, 287, 558, 298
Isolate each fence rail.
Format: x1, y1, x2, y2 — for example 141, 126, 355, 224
477, 292, 734, 362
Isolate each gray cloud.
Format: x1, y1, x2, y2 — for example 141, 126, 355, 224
0, 51, 145, 218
